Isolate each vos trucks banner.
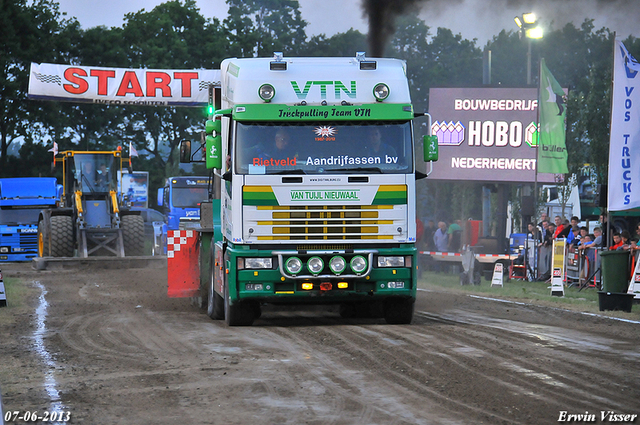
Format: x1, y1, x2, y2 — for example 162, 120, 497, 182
28, 63, 220, 107
608, 39, 640, 211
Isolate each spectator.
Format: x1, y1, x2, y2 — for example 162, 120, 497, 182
553, 216, 564, 238
416, 218, 424, 246
578, 234, 593, 251
538, 222, 556, 279
570, 216, 580, 228
569, 226, 580, 246
527, 222, 541, 244
424, 220, 436, 251
433, 221, 448, 252
609, 233, 623, 250
591, 227, 604, 247
618, 230, 632, 251
540, 219, 550, 239
558, 218, 572, 239
546, 223, 556, 244
599, 214, 608, 245
579, 226, 588, 240
447, 219, 462, 252
537, 212, 549, 229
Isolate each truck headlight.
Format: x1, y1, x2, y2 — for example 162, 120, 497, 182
373, 83, 389, 101
241, 257, 273, 269
350, 255, 367, 274
307, 256, 324, 275
329, 256, 346, 274
258, 84, 275, 102
377, 256, 405, 267
0, 247, 8, 253
285, 257, 302, 275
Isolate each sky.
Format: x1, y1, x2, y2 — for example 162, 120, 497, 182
55, 0, 639, 48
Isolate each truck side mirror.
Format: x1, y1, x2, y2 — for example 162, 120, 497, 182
205, 120, 222, 169
180, 140, 192, 163
424, 135, 438, 162
157, 188, 164, 207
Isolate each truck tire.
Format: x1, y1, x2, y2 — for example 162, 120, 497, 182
207, 259, 224, 320
122, 215, 144, 256
37, 219, 50, 257
224, 282, 255, 326
50, 216, 74, 257
384, 297, 414, 325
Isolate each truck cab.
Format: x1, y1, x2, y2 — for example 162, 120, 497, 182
174, 53, 437, 325
0, 178, 61, 262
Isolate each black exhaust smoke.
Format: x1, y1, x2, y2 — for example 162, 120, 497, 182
363, 0, 422, 57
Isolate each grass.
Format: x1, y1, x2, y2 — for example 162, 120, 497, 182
418, 270, 640, 321
0, 276, 38, 326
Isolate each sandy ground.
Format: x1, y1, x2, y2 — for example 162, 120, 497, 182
1, 261, 639, 425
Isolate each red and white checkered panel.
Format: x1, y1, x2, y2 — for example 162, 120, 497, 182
167, 230, 200, 298
167, 230, 194, 258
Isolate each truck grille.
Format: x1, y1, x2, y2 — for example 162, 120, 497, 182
20, 233, 38, 248
248, 205, 404, 241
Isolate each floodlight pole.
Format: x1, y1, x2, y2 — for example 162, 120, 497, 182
527, 38, 532, 86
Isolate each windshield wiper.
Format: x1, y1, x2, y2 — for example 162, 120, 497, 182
325, 167, 384, 174
272, 169, 307, 175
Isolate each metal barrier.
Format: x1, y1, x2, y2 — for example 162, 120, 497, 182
571, 246, 602, 289
565, 244, 580, 283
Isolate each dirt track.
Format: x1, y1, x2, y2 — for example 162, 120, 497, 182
1, 262, 639, 425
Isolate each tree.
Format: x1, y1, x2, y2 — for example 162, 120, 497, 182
120, 0, 228, 183
223, 0, 307, 57
301, 29, 367, 57
0, 0, 79, 171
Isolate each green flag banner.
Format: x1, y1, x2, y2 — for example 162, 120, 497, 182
538, 59, 568, 174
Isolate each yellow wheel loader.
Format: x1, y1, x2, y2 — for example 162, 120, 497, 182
37, 150, 144, 257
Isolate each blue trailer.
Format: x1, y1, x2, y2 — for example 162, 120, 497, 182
0, 178, 61, 261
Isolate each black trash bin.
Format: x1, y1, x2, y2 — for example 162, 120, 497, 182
598, 250, 634, 312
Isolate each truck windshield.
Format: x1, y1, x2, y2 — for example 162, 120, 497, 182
171, 188, 208, 208
72, 154, 117, 193
235, 122, 413, 175
0, 207, 41, 225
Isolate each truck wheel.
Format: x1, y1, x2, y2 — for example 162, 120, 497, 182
37, 219, 50, 257
207, 262, 224, 320
122, 215, 144, 256
224, 282, 254, 326
384, 297, 414, 325
50, 216, 74, 257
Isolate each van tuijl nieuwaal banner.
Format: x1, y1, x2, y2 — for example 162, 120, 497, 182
28, 63, 221, 107
608, 39, 640, 211
428, 87, 556, 183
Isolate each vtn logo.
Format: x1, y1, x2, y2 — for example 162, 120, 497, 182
291, 81, 356, 99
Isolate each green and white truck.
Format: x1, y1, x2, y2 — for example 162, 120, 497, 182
173, 53, 437, 325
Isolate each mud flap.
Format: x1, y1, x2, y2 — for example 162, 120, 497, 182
167, 230, 200, 298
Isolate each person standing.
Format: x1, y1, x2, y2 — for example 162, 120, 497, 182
433, 221, 449, 273
447, 219, 462, 252
434, 221, 448, 252
537, 212, 549, 229
424, 220, 436, 251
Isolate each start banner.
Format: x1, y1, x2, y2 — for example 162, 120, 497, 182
28, 62, 220, 107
